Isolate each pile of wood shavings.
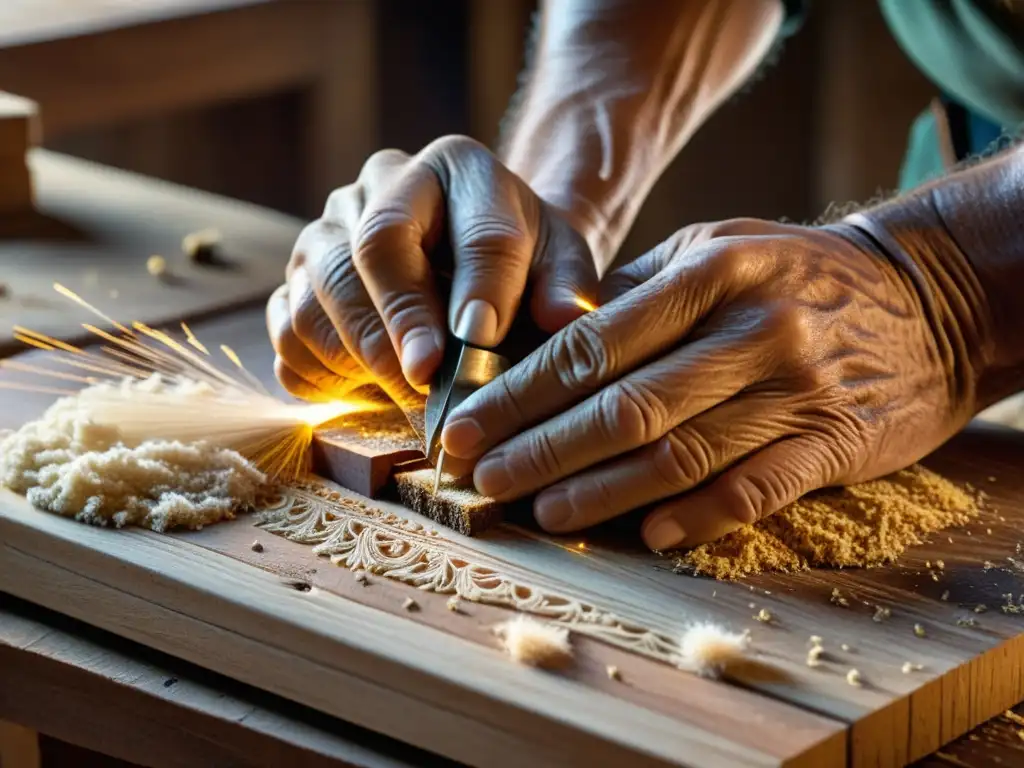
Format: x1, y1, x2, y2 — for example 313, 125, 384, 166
0, 377, 264, 531
676, 465, 978, 580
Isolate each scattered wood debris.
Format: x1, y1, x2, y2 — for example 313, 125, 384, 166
913, 623, 927, 638
1001, 594, 1024, 614
935, 559, 945, 569
146, 254, 168, 278
806, 645, 826, 668
956, 617, 979, 628
846, 669, 863, 687
941, 590, 950, 601
808, 635, 823, 646
830, 588, 850, 607
902, 662, 923, 674
446, 596, 462, 613
841, 643, 853, 652
495, 616, 572, 669
678, 623, 751, 678
182, 227, 222, 264
354, 570, 369, 585
974, 604, 987, 614
872, 606, 892, 622
754, 608, 772, 623
606, 665, 622, 681
250, 539, 263, 553
402, 597, 419, 612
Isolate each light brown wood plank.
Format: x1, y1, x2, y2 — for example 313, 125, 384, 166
0, 595, 445, 768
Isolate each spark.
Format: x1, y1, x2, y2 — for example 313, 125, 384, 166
575, 296, 598, 313
4, 285, 381, 482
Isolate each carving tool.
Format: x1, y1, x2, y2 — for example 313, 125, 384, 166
424, 336, 510, 494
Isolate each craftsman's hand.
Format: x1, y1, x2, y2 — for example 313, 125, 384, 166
266, 136, 597, 404
441, 219, 977, 549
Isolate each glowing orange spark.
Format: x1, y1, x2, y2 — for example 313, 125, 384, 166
181, 322, 209, 355
575, 296, 598, 313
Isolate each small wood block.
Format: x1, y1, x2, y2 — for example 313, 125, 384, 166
312, 407, 423, 498
0, 92, 40, 158
0, 92, 38, 218
393, 469, 503, 536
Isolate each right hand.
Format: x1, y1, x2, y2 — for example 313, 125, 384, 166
266, 135, 599, 406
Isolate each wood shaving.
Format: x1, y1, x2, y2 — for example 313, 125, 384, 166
402, 597, 419, 612
495, 616, 572, 669
830, 588, 850, 607
251, 539, 263, 553
941, 590, 950, 601
675, 466, 978, 579
354, 571, 368, 585
0, 378, 263, 531
753, 608, 772, 623
182, 227, 222, 263
677, 622, 751, 678
606, 665, 622, 681
806, 645, 826, 667
902, 662, 923, 673
846, 668, 863, 687
446, 596, 462, 613
841, 643, 852, 652
872, 606, 892, 622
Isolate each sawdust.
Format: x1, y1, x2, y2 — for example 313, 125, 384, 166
676, 465, 978, 580
0, 377, 264, 531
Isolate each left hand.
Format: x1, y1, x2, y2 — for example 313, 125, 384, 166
439, 218, 976, 550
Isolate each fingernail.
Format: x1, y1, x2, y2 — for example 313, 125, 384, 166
455, 299, 499, 347
474, 455, 512, 497
534, 488, 572, 531
643, 516, 686, 551
442, 417, 485, 458
400, 330, 442, 385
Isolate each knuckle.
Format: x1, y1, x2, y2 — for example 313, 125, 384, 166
457, 215, 530, 259
354, 207, 419, 267
425, 134, 484, 159
550, 317, 614, 393
762, 304, 815, 366
522, 430, 563, 479
599, 381, 667, 446
656, 426, 715, 490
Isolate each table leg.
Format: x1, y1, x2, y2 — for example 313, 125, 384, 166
0, 720, 40, 768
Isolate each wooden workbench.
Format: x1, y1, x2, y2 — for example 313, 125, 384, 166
3, 152, 1024, 768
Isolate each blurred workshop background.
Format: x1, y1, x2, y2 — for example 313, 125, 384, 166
0, 0, 934, 264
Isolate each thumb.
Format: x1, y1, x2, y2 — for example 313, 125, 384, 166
529, 212, 600, 333
641, 435, 839, 551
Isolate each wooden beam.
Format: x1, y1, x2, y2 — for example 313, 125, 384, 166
0, 720, 40, 768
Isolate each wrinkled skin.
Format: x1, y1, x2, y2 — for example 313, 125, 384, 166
266, 136, 598, 412
441, 219, 970, 551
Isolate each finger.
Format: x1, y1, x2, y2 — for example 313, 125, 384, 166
529, 212, 601, 334
273, 355, 336, 403
470, 330, 773, 500
442, 247, 767, 461
266, 284, 350, 397
299, 220, 426, 407
420, 136, 539, 347
285, 267, 371, 392
531, 391, 799, 532
351, 160, 446, 386
640, 434, 840, 551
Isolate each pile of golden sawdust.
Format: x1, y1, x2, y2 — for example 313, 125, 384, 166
676, 465, 979, 580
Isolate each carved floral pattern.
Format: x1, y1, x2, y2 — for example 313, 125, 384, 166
259, 482, 680, 664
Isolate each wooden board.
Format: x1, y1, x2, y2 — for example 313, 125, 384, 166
3, 308, 1024, 767
0, 149, 301, 357
0, 593, 443, 768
